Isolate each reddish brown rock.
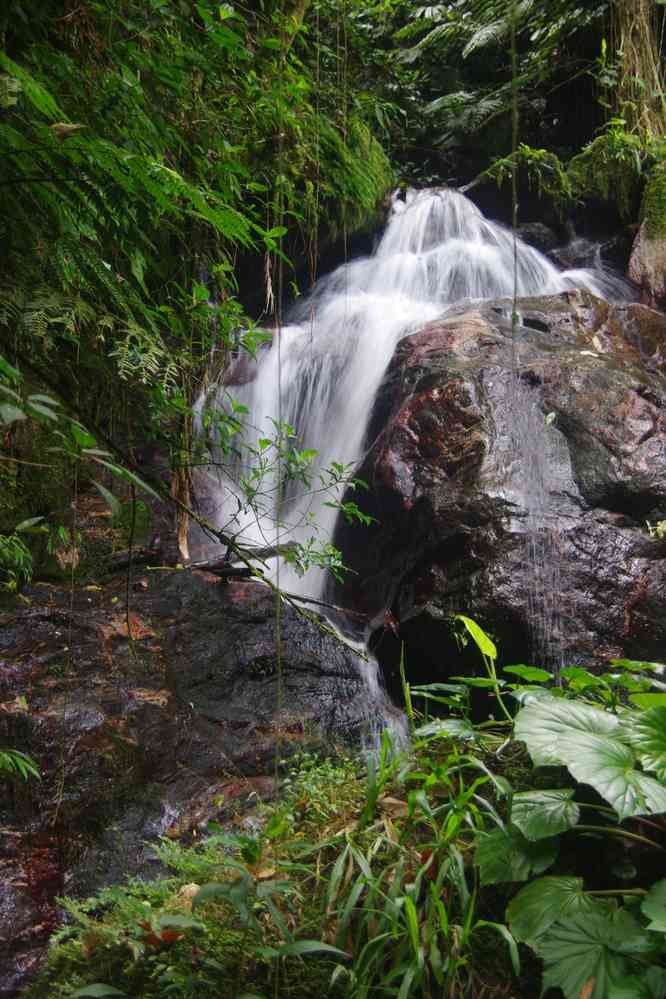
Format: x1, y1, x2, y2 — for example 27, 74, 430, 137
628, 221, 666, 309
332, 291, 666, 691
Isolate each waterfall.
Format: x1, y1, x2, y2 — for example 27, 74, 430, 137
199, 187, 626, 662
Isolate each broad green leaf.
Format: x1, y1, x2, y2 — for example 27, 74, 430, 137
0, 52, 62, 119
558, 732, 666, 819
611, 659, 666, 673
260, 939, 351, 959
507, 876, 603, 943
608, 967, 666, 999
475, 824, 558, 885
0, 403, 26, 425
130, 249, 148, 292
0, 383, 21, 401
69, 422, 97, 449
404, 896, 420, 958
91, 481, 122, 520
15, 516, 45, 533
28, 393, 60, 407
26, 401, 58, 421
628, 707, 666, 778
630, 693, 666, 709
0, 355, 21, 383
503, 664, 552, 682
642, 879, 666, 933
414, 718, 477, 740
511, 789, 580, 841
561, 666, 605, 688
537, 910, 659, 999
91, 458, 161, 501
454, 614, 497, 660
513, 695, 620, 766
510, 686, 556, 704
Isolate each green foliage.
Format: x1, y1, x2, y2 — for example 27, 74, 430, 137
0, 747, 40, 780
396, 0, 609, 153
567, 120, 646, 219
27, 758, 361, 999
0, 0, 393, 585
485, 143, 573, 214
0, 530, 33, 591
32, 612, 666, 999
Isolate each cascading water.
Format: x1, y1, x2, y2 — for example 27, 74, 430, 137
200, 187, 628, 668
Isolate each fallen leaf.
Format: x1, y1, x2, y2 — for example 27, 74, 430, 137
129, 688, 169, 707
0, 695, 29, 713
378, 796, 409, 818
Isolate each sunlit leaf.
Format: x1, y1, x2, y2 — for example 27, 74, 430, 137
513, 695, 620, 766
454, 613, 497, 660
558, 732, 666, 820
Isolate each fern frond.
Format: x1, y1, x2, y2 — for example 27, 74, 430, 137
462, 19, 509, 57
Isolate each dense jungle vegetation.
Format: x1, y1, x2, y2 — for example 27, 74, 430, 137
3, 1, 666, 997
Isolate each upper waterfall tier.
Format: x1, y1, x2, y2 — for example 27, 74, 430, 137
292, 187, 628, 318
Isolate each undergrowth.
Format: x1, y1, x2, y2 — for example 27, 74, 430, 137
24, 618, 666, 999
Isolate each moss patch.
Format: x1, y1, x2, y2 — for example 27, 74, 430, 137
641, 162, 666, 239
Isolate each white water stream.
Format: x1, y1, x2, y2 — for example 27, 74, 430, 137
199, 187, 626, 667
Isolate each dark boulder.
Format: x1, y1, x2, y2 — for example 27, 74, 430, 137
333, 291, 666, 692
515, 222, 560, 253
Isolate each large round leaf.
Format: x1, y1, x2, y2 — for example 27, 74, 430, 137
513, 696, 619, 767
628, 706, 666, 780
557, 732, 666, 820
537, 909, 659, 999
511, 789, 580, 841
642, 879, 666, 934
475, 825, 558, 886
507, 876, 605, 944
608, 967, 666, 999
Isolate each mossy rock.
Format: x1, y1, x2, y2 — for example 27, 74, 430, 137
641, 161, 666, 239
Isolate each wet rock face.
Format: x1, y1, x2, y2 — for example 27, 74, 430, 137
333, 291, 666, 680
629, 222, 666, 310
0, 573, 377, 996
